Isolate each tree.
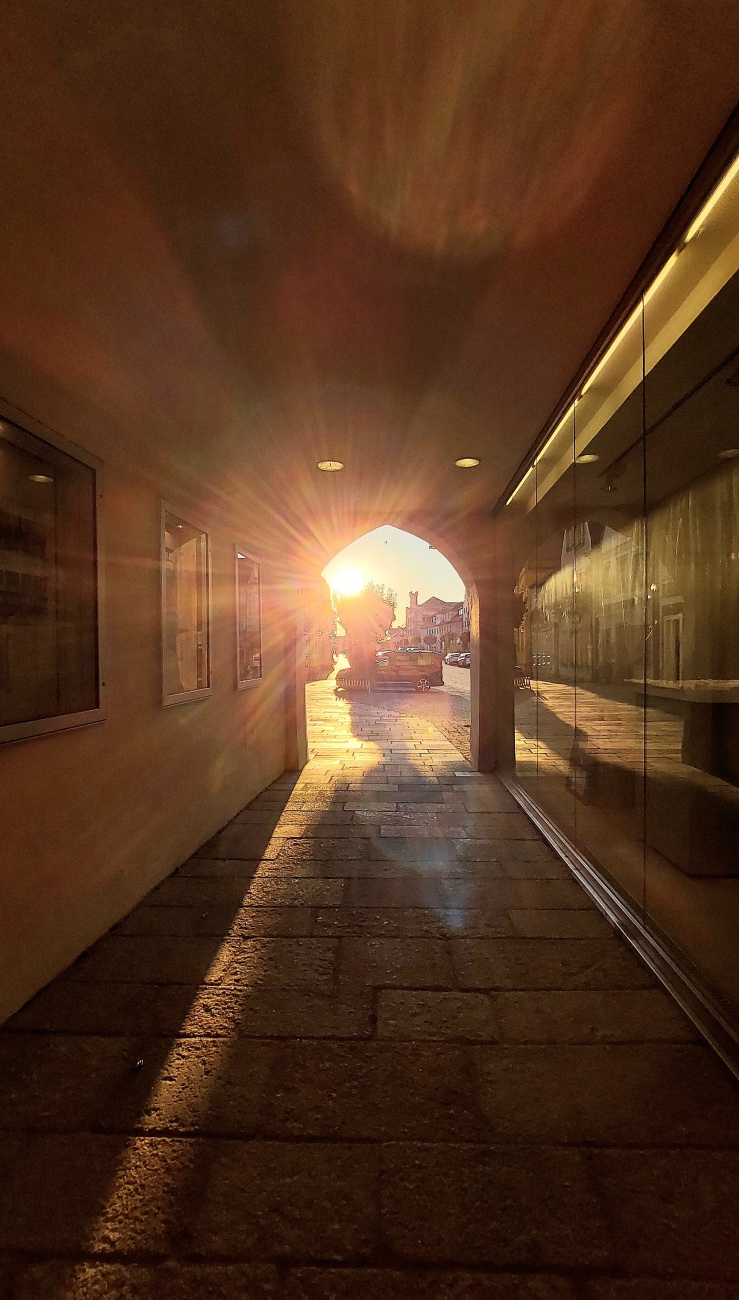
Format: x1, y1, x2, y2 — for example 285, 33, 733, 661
334, 581, 395, 672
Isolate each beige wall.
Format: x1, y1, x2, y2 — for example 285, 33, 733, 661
0, 14, 310, 1020
0, 381, 297, 1023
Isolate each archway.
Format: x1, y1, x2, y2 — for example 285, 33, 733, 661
302, 525, 474, 765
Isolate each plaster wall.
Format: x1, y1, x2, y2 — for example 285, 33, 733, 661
0, 380, 295, 1024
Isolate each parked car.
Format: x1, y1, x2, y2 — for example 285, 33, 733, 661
335, 650, 444, 693
445, 652, 460, 665
457, 652, 470, 667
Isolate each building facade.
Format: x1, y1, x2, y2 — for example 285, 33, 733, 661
403, 592, 465, 651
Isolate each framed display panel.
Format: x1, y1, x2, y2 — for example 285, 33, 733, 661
235, 548, 262, 688
0, 410, 104, 744
161, 503, 211, 706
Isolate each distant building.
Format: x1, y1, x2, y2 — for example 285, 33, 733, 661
402, 592, 466, 652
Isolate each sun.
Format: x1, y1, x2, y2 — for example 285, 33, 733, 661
332, 567, 365, 597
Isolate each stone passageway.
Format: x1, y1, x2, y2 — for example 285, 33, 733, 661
1, 685, 738, 1296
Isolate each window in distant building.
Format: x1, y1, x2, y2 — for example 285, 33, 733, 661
0, 416, 102, 743
236, 549, 262, 687
161, 505, 211, 705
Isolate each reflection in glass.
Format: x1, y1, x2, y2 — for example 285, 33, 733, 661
162, 510, 210, 702
513, 408, 578, 842
236, 552, 262, 684
568, 372, 647, 910
0, 422, 98, 732
507, 146, 739, 1030
644, 260, 739, 1011
513, 499, 538, 803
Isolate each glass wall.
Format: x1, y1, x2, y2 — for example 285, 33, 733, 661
508, 152, 739, 1024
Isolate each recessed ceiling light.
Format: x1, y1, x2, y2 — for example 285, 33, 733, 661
317, 460, 344, 471
718, 448, 739, 460
575, 453, 599, 464
29, 473, 53, 483
455, 457, 480, 468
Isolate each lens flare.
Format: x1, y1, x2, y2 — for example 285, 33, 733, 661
332, 567, 365, 596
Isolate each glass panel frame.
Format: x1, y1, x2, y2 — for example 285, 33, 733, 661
642, 230, 739, 1015
235, 547, 263, 689
161, 502, 212, 707
569, 335, 648, 917
0, 411, 104, 744
504, 142, 739, 1040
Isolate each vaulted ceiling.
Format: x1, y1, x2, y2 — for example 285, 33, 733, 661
2, 0, 738, 562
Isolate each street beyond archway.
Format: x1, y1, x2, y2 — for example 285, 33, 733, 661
311, 661, 471, 762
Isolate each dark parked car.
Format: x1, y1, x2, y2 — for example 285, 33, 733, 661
336, 650, 444, 693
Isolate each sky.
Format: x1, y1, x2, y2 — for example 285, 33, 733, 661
322, 525, 465, 627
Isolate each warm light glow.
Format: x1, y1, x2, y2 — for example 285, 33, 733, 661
578, 157, 739, 404
535, 404, 575, 465
455, 457, 480, 468
332, 567, 365, 596
580, 303, 641, 396
684, 153, 739, 244
575, 453, 599, 464
507, 235, 686, 504
317, 459, 344, 471
505, 464, 534, 506
643, 250, 679, 305
29, 473, 53, 483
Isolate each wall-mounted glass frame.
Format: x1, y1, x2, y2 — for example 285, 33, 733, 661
0, 409, 104, 744
161, 503, 211, 706
236, 548, 262, 688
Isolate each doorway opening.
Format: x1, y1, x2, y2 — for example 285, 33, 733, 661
304, 525, 472, 762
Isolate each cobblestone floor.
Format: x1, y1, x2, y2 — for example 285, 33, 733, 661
1, 686, 739, 1297
324, 663, 472, 761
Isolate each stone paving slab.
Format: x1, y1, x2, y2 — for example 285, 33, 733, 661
5, 1264, 738, 1299
6, 1263, 281, 1299
119, 903, 315, 936
261, 1041, 485, 1141
314, 907, 514, 937
588, 1148, 739, 1278
1, 681, 738, 1295
379, 1142, 613, 1267
472, 1043, 739, 1144
190, 1140, 379, 1260
338, 937, 454, 987
283, 1271, 579, 1299
452, 937, 658, 989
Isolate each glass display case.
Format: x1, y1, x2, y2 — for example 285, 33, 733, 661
236, 550, 262, 686
0, 417, 100, 741
162, 506, 211, 704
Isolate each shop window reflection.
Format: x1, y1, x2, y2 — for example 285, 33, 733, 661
510, 149, 739, 1026
643, 267, 739, 1010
